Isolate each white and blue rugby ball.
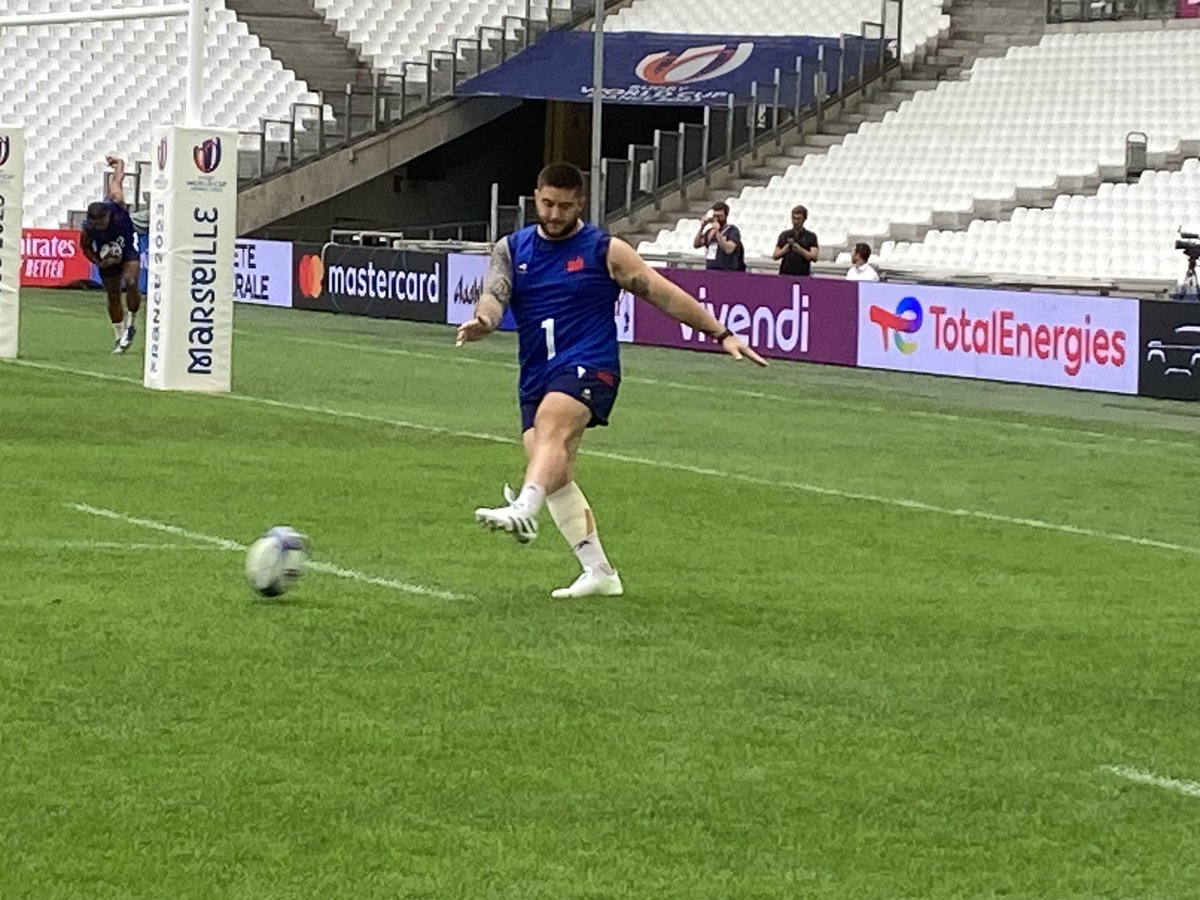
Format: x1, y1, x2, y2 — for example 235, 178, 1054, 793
98, 242, 123, 267
245, 526, 309, 597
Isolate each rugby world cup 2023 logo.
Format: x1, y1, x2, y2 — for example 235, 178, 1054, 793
0, 136, 10, 167
869, 295, 923, 354
634, 42, 754, 86
193, 136, 222, 174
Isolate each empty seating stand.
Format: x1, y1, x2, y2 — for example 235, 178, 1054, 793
639, 27, 1199, 285
3, 0, 329, 226
310, 0, 554, 78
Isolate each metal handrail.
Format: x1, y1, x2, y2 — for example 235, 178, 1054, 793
1046, 0, 1173, 22
237, 0, 629, 189
584, 44, 900, 229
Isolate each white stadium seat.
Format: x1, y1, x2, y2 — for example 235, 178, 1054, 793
882, 158, 1200, 282
607, 0, 950, 62
309, 0, 948, 78
3, 0, 332, 226
310, 0, 556, 78
639, 28, 1200, 284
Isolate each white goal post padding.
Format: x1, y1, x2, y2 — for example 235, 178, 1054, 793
144, 125, 237, 392
0, 126, 24, 359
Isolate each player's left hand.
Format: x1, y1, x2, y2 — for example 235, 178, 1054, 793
455, 317, 493, 347
721, 335, 768, 367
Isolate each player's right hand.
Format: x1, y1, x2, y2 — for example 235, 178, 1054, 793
721, 335, 769, 367
455, 317, 493, 347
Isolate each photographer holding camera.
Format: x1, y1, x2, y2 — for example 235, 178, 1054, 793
773, 205, 820, 276
693, 201, 745, 271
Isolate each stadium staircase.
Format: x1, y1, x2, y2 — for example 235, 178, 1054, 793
232, 0, 607, 234
225, 0, 374, 126
612, 0, 1049, 253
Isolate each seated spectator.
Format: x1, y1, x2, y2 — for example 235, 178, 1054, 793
846, 242, 880, 281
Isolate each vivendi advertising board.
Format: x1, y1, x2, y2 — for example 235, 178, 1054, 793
633, 270, 859, 365
856, 282, 1139, 394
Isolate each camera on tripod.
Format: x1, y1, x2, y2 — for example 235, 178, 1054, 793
1176, 231, 1200, 259
1171, 230, 1200, 301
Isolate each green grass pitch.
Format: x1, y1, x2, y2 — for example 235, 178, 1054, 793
2, 288, 1199, 898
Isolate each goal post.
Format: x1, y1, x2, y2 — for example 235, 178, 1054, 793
144, 122, 238, 392
0, 127, 25, 360
0, 0, 236, 392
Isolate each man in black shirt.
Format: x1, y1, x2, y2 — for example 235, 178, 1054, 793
773, 205, 819, 276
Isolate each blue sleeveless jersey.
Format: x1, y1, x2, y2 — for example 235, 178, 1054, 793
83, 200, 135, 259
507, 223, 622, 401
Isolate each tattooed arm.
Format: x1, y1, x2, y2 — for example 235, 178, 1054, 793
456, 239, 512, 346
606, 237, 768, 367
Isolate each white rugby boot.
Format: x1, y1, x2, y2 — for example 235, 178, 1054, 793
474, 485, 539, 544
551, 567, 624, 599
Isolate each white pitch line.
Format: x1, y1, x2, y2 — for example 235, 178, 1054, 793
1102, 764, 1200, 799
30, 307, 1200, 451
69, 502, 467, 601
0, 539, 226, 552
12, 359, 139, 386
8, 360, 1199, 559
248, 329, 1199, 453
582, 447, 1200, 557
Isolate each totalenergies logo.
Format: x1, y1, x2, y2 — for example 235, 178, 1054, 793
869, 296, 923, 354
635, 42, 754, 86
297, 253, 324, 299
193, 136, 222, 174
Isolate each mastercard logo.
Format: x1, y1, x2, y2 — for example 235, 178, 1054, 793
297, 254, 324, 299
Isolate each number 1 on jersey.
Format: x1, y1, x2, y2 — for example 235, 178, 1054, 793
541, 317, 556, 361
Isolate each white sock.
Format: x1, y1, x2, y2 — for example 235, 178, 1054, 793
547, 482, 614, 575
511, 483, 546, 518
123, 309, 133, 328
112, 321, 124, 340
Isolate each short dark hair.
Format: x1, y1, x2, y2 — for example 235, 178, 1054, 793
86, 201, 108, 220
854, 242, 872, 261
537, 162, 585, 193
792, 205, 808, 219
711, 201, 730, 214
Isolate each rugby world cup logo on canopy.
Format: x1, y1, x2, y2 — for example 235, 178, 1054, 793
193, 136, 222, 174
156, 137, 168, 171
0, 136, 9, 167
635, 42, 754, 86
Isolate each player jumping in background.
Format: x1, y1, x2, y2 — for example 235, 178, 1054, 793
80, 155, 142, 354
456, 162, 768, 598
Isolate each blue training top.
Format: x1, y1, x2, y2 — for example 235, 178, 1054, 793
506, 222, 622, 402
82, 199, 136, 263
